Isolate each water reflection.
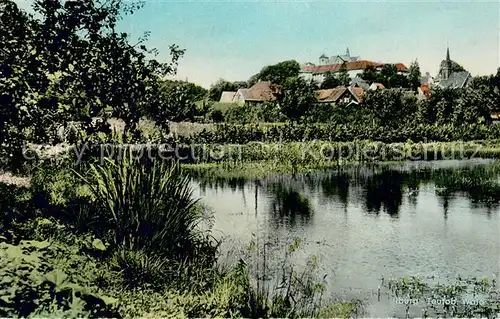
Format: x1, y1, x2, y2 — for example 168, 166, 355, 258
320, 173, 349, 208
268, 184, 312, 227
362, 170, 404, 216
192, 161, 500, 226
193, 160, 500, 318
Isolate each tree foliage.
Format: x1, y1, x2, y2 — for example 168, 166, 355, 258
408, 60, 421, 91
248, 60, 300, 86
155, 80, 206, 122
278, 77, 317, 122
336, 64, 351, 86
360, 64, 411, 89
320, 71, 340, 89
0, 0, 182, 159
153, 80, 208, 122
363, 89, 417, 128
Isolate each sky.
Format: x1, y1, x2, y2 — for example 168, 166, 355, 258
14, 0, 500, 88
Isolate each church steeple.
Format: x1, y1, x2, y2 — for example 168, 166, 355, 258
346, 47, 350, 57
442, 46, 451, 80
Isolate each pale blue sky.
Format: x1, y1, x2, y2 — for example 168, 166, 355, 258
15, 0, 500, 88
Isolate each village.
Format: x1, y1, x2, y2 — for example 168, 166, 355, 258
218, 47, 484, 113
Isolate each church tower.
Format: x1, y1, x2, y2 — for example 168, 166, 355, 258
346, 47, 350, 58
442, 47, 451, 80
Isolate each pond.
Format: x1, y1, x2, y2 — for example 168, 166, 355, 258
192, 159, 500, 317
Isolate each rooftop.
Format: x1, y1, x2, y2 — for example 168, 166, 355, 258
301, 60, 409, 74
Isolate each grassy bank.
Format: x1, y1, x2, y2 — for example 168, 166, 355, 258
0, 150, 358, 318
181, 140, 500, 179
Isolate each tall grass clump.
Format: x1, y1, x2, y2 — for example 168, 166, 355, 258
74, 148, 216, 263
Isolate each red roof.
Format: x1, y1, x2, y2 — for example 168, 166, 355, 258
245, 81, 279, 101
419, 84, 430, 98
316, 85, 364, 103
302, 60, 408, 74
317, 87, 347, 102
395, 63, 409, 72
349, 86, 364, 102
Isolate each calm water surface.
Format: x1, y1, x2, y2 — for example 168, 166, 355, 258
193, 160, 500, 317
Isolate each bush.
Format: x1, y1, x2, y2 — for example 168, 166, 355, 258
74, 148, 216, 262
210, 109, 225, 123
179, 122, 500, 144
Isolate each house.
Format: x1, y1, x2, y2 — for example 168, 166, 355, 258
300, 59, 409, 85
438, 71, 471, 89
243, 81, 279, 103
433, 47, 471, 89
350, 76, 370, 90
219, 81, 279, 104
421, 72, 434, 86
316, 86, 364, 105
232, 88, 250, 105
368, 83, 386, 91
417, 84, 431, 100
219, 91, 236, 103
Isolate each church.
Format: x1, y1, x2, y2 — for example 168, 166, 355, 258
432, 47, 471, 89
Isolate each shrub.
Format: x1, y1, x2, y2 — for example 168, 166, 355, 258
210, 109, 224, 123
74, 148, 216, 261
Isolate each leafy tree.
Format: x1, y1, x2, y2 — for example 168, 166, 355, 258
416, 87, 461, 124
450, 61, 466, 73
320, 71, 340, 89
408, 60, 422, 91
248, 60, 300, 86
233, 81, 248, 89
157, 80, 205, 122
380, 64, 411, 89
0, 0, 182, 156
336, 64, 351, 86
360, 66, 381, 84
162, 79, 207, 101
278, 77, 317, 122
362, 89, 416, 128
451, 88, 492, 124
470, 73, 500, 114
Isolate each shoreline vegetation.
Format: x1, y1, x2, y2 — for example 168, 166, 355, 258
12, 127, 500, 180
2, 133, 499, 317
0, 148, 361, 318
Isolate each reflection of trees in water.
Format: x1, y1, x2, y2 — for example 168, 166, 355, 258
196, 176, 246, 193
436, 189, 453, 219
320, 172, 349, 209
267, 184, 312, 228
363, 170, 404, 216
192, 162, 500, 220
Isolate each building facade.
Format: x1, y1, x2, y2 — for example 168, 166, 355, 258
300, 60, 409, 85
